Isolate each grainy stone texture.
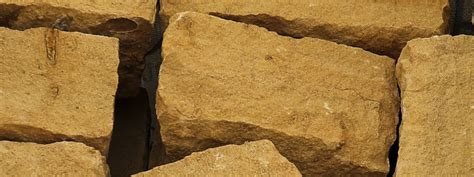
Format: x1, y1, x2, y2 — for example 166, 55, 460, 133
0, 141, 109, 176
0, 0, 157, 97
135, 140, 301, 177
0, 27, 118, 154
395, 35, 474, 176
160, 0, 449, 58
156, 12, 399, 176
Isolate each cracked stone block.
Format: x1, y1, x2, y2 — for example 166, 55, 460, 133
0, 27, 118, 155
0, 0, 157, 97
160, 0, 450, 58
395, 35, 474, 176
155, 12, 399, 176
135, 140, 301, 177
0, 141, 109, 176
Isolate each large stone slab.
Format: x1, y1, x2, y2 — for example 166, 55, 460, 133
0, 141, 109, 176
395, 35, 473, 176
0, 27, 118, 154
135, 140, 301, 177
0, 0, 157, 97
156, 12, 399, 176
160, 0, 449, 58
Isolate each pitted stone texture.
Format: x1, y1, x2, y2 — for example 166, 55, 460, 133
0, 0, 157, 97
160, 0, 449, 58
0, 141, 109, 176
395, 35, 474, 176
0, 27, 118, 154
156, 12, 399, 176
135, 140, 301, 177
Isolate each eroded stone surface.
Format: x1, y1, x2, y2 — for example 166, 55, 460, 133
0, 0, 157, 97
135, 140, 301, 177
395, 35, 473, 176
160, 0, 449, 58
156, 12, 399, 176
0, 141, 109, 176
0, 27, 118, 154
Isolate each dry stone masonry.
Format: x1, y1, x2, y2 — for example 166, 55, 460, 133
160, 0, 450, 58
156, 12, 399, 176
0, 141, 109, 176
0, 0, 472, 176
0, 27, 118, 155
395, 35, 473, 176
134, 140, 301, 177
0, 0, 158, 97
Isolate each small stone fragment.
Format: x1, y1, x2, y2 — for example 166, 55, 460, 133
0, 27, 118, 154
155, 12, 399, 176
134, 140, 301, 177
0, 0, 158, 97
160, 0, 450, 58
395, 35, 474, 176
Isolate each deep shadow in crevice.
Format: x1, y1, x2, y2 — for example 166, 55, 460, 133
141, 0, 166, 169
107, 88, 150, 177
387, 98, 402, 177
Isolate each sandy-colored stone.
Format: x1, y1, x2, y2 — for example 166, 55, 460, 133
161, 0, 449, 58
156, 12, 399, 176
0, 141, 109, 176
0, 27, 118, 154
395, 35, 473, 176
0, 0, 157, 97
135, 140, 301, 177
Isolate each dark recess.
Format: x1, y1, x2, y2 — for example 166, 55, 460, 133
107, 1, 165, 177
107, 89, 150, 177
450, 0, 473, 35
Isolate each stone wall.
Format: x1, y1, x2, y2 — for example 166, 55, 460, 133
0, 0, 472, 177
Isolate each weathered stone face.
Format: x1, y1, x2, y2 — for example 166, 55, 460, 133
0, 27, 118, 155
0, 141, 109, 176
160, 0, 449, 58
395, 35, 473, 176
0, 0, 157, 97
135, 140, 301, 177
156, 12, 399, 176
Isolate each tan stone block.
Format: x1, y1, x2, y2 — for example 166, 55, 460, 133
0, 27, 118, 155
156, 12, 399, 176
0, 0, 157, 97
160, 0, 449, 58
135, 140, 301, 177
395, 35, 473, 176
0, 141, 109, 176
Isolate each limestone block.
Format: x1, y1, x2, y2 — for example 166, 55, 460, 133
395, 35, 474, 176
0, 27, 118, 154
0, 141, 109, 176
0, 0, 158, 97
135, 140, 301, 177
156, 12, 399, 176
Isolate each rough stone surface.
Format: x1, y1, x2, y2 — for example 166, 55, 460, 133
0, 0, 157, 97
395, 35, 474, 176
156, 12, 399, 176
0, 27, 118, 154
160, 0, 449, 58
0, 141, 109, 176
135, 140, 301, 177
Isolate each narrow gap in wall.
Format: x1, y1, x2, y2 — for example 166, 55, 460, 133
107, 88, 150, 177
387, 86, 402, 177
142, 0, 167, 170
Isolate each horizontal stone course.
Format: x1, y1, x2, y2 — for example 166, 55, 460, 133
160, 0, 449, 58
